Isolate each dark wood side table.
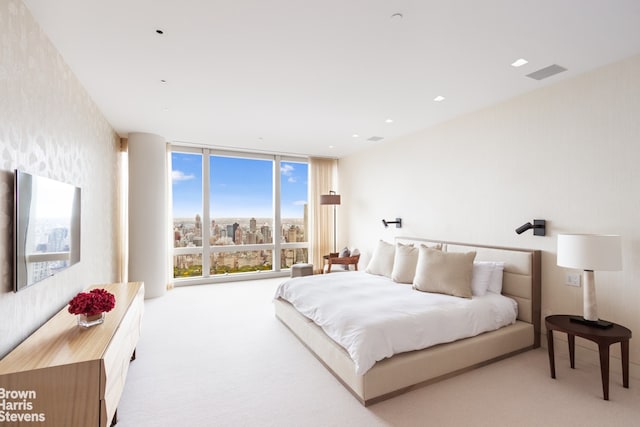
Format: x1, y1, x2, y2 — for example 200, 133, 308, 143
545, 314, 632, 400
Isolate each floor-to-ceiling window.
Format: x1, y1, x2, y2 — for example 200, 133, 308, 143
171, 146, 308, 284
172, 150, 204, 279
279, 159, 309, 268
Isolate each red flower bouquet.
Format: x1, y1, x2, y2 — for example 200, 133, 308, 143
68, 288, 116, 316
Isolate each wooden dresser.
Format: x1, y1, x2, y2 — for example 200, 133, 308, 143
0, 282, 144, 427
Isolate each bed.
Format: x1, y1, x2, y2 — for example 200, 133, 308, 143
273, 237, 541, 406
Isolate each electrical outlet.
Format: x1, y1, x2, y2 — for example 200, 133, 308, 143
565, 273, 581, 287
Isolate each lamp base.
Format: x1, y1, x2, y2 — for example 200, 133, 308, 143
569, 316, 613, 329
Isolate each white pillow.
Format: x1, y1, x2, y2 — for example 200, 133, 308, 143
488, 262, 505, 294
471, 261, 506, 295
391, 243, 419, 284
337, 247, 351, 270
471, 262, 495, 296
338, 247, 350, 257
365, 240, 395, 278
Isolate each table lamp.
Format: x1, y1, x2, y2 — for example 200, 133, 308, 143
556, 234, 622, 328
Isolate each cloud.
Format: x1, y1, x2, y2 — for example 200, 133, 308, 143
172, 170, 195, 182
281, 164, 294, 175
293, 200, 307, 206
281, 164, 298, 183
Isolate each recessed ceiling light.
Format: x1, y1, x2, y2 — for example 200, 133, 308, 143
385, 118, 393, 123
329, 145, 335, 149
511, 58, 528, 67
433, 95, 445, 102
352, 134, 359, 138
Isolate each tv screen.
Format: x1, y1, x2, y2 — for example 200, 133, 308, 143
14, 170, 81, 292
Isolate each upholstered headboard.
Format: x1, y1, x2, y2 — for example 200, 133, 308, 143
395, 237, 541, 347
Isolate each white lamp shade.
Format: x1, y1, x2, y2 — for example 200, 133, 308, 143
557, 234, 622, 271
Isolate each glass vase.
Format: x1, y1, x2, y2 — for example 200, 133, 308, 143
77, 312, 105, 328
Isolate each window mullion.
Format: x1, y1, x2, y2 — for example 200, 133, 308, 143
201, 149, 211, 277
273, 155, 282, 272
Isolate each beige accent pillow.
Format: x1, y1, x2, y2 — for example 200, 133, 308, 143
391, 243, 419, 284
391, 243, 442, 284
365, 240, 395, 278
413, 246, 476, 298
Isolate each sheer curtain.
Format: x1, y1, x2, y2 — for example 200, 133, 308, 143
309, 157, 338, 273
166, 143, 174, 288
117, 138, 129, 283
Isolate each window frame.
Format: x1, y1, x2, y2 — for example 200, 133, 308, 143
170, 145, 308, 285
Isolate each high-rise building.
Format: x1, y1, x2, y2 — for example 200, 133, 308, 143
233, 222, 241, 244
261, 225, 272, 243
303, 203, 308, 242
250, 217, 257, 232
48, 227, 68, 252
287, 225, 298, 243
195, 214, 202, 236
211, 223, 220, 240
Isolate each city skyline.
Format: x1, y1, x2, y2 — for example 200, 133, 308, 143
173, 211, 308, 277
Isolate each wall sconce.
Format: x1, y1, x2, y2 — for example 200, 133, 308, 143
382, 218, 402, 228
515, 219, 546, 236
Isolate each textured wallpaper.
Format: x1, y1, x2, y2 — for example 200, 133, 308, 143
0, 0, 120, 357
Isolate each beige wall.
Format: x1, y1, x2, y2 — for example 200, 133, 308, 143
340, 54, 640, 372
0, 0, 120, 357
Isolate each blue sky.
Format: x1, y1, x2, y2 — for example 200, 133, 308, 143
171, 153, 308, 219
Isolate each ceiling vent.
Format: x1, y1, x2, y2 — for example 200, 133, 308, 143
367, 136, 384, 142
526, 64, 567, 80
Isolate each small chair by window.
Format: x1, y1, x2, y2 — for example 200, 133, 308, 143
324, 247, 360, 273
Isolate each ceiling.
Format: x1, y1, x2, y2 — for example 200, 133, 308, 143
23, 0, 640, 158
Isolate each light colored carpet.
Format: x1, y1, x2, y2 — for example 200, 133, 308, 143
117, 278, 640, 427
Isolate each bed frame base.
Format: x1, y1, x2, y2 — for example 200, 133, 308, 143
361, 346, 534, 406
275, 298, 535, 406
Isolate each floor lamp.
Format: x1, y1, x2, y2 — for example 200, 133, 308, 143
320, 191, 341, 254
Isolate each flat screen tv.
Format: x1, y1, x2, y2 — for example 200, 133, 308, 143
14, 170, 81, 292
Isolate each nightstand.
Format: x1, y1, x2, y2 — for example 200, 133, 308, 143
545, 314, 632, 400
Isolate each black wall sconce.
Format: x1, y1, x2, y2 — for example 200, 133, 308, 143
382, 218, 402, 228
515, 219, 546, 236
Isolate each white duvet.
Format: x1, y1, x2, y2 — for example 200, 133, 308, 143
274, 271, 517, 375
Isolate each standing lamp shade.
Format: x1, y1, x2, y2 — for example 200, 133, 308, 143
557, 234, 622, 328
320, 194, 341, 206
320, 191, 341, 254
